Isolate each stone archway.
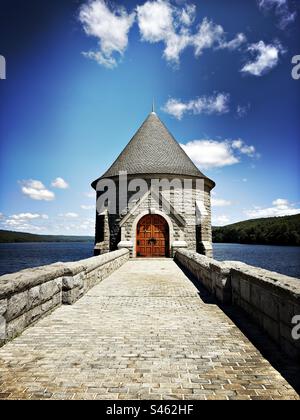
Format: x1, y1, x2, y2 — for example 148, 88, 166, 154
136, 214, 169, 257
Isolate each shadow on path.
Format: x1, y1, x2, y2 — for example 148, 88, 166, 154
176, 260, 300, 395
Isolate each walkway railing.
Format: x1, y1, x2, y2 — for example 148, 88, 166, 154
175, 249, 300, 361
0, 249, 129, 347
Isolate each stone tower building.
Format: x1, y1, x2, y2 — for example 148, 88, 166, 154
91, 109, 215, 258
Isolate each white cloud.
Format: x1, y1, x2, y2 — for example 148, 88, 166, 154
163, 30, 191, 64
51, 177, 69, 189
245, 199, 300, 218
162, 99, 188, 120
181, 140, 238, 169
137, 0, 173, 43
241, 41, 283, 76
192, 18, 224, 56
178, 4, 196, 26
21, 180, 55, 201
10, 213, 48, 220
79, 0, 135, 68
180, 138, 257, 169
213, 215, 230, 226
163, 93, 230, 119
136, 1, 246, 65
81, 205, 95, 210
49, 217, 95, 235
84, 191, 95, 199
1, 213, 49, 233
80, 218, 95, 232
258, 0, 297, 29
232, 139, 256, 157
218, 33, 247, 51
59, 212, 79, 218
211, 198, 232, 207
3, 221, 44, 232
137, 0, 190, 64
0, 212, 95, 236
272, 198, 289, 208
236, 104, 250, 118
79, 1, 246, 68
189, 18, 245, 57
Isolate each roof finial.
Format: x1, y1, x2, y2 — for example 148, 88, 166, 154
152, 98, 155, 114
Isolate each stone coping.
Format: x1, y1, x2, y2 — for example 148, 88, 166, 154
64, 249, 129, 275
0, 263, 67, 299
177, 249, 214, 270
229, 263, 300, 303
175, 249, 300, 302
0, 249, 129, 299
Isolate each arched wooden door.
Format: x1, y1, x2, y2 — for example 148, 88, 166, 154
136, 214, 169, 257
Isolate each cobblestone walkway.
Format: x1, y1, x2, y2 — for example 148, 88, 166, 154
0, 259, 299, 400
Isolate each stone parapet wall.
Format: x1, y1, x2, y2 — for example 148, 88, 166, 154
62, 249, 129, 304
230, 263, 300, 361
175, 249, 231, 302
94, 241, 110, 255
0, 249, 129, 347
175, 249, 300, 361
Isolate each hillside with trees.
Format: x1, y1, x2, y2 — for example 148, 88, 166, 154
0, 230, 93, 243
213, 214, 300, 246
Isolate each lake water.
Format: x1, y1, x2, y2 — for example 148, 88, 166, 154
213, 243, 300, 279
0, 242, 94, 276
0, 242, 299, 278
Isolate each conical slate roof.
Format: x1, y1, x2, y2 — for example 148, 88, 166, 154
92, 111, 214, 188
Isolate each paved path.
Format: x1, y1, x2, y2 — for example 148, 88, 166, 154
0, 259, 299, 400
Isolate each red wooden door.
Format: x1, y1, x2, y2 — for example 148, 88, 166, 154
136, 215, 169, 257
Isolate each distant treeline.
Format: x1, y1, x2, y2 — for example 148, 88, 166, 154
213, 214, 300, 246
0, 230, 94, 243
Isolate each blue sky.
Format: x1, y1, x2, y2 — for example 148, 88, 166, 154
0, 0, 299, 235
